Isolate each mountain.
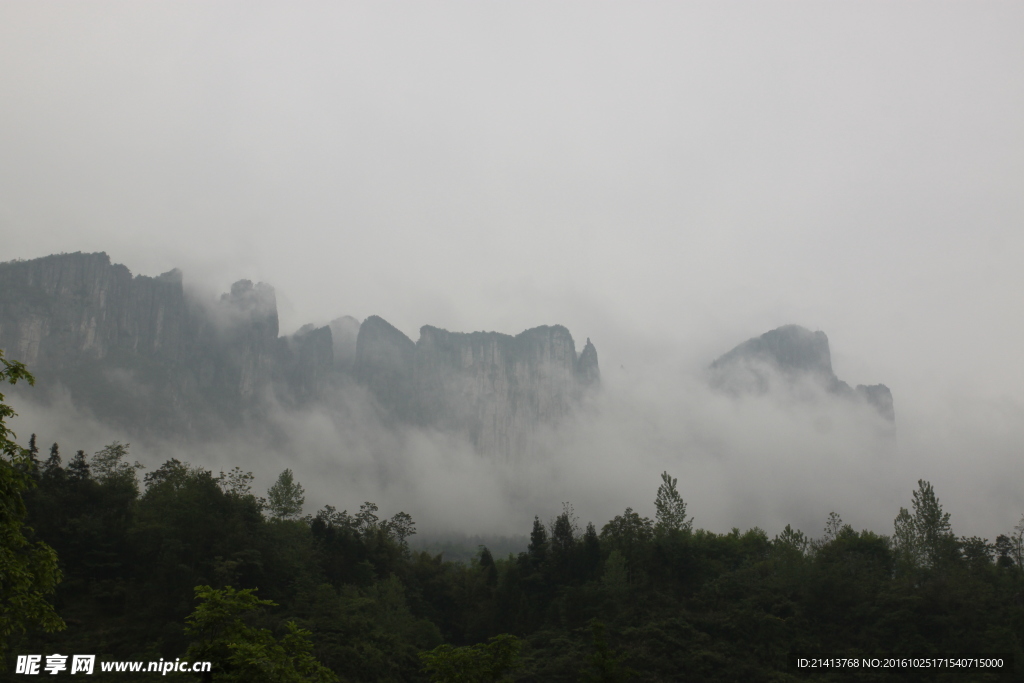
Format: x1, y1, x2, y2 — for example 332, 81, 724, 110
0, 252, 599, 452
0, 253, 331, 434
356, 317, 600, 454
710, 324, 894, 421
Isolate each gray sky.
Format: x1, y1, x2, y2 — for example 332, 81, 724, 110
2, 2, 1022, 537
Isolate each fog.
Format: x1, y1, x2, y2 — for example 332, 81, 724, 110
3, 3, 1023, 543
11, 319, 1023, 545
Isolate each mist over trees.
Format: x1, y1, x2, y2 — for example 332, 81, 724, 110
4, 411, 1023, 678
2, 348, 1022, 679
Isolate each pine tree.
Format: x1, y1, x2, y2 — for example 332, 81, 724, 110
581, 522, 602, 579
42, 442, 65, 483
528, 516, 548, 569
67, 450, 90, 481
549, 503, 579, 583
479, 547, 498, 587
27, 433, 40, 474
774, 524, 809, 556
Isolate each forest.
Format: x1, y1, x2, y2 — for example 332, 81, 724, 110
3, 351, 1023, 682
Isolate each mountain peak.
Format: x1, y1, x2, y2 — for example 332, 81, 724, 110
711, 324, 833, 378
711, 324, 894, 422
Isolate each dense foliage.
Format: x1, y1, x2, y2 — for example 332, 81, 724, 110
2, 356, 1023, 680
5, 440, 1021, 681
0, 352, 64, 668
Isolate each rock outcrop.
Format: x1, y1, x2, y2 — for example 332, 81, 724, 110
0, 253, 599, 451
0, 252, 189, 368
710, 324, 894, 421
0, 253, 332, 434
352, 322, 600, 454
329, 315, 361, 372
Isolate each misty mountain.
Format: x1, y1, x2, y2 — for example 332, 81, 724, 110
355, 314, 599, 454
710, 324, 895, 421
0, 252, 600, 453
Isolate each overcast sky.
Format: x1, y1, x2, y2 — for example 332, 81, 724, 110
2, 2, 1022, 535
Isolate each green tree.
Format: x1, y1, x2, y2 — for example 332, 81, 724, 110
654, 471, 692, 534
479, 547, 498, 587
549, 503, 579, 583
382, 510, 417, 548
0, 351, 65, 665
134, 462, 268, 625
354, 501, 379, 534
994, 534, 1015, 568
26, 433, 39, 474
527, 516, 548, 568
419, 633, 522, 683
267, 469, 306, 520
67, 449, 90, 481
1010, 514, 1024, 569
91, 441, 143, 490
219, 467, 257, 499
184, 585, 338, 682
600, 508, 653, 582
893, 506, 919, 569
773, 524, 809, 556
601, 550, 630, 598
822, 511, 846, 543
894, 480, 957, 572
41, 442, 64, 484
579, 619, 634, 683
581, 522, 602, 579
960, 536, 993, 571
912, 480, 954, 565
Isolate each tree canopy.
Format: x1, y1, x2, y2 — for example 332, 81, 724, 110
267, 468, 306, 520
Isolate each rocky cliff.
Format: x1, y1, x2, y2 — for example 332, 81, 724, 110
710, 324, 894, 421
0, 252, 188, 368
353, 321, 600, 454
0, 253, 334, 435
0, 253, 599, 451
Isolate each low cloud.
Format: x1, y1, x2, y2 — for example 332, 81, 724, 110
12, 334, 1022, 546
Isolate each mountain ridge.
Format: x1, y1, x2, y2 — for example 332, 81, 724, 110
0, 252, 600, 453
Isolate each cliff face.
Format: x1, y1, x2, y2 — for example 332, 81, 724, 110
0, 253, 196, 433
353, 319, 600, 455
278, 323, 335, 404
710, 324, 894, 421
329, 315, 361, 372
414, 324, 596, 455
0, 252, 189, 368
0, 253, 333, 435
353, 315, 418, 420
0, 253, 599, 451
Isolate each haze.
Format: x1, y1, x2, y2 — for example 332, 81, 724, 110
2, 3, 1022, 541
